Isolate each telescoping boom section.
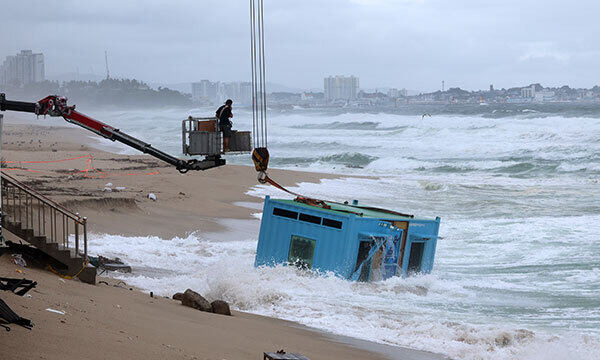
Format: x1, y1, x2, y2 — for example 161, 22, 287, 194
0, 93, 225, 173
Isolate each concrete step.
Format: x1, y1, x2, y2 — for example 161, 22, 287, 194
2, 220, 96, 284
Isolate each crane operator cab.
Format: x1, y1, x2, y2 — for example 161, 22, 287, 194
182, 116, 252, 156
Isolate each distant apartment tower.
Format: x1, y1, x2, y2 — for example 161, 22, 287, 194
324, 75, 359, 101
192, 80, 252, 105
191, 80, 218, 102
0, 50, 45, 87
388, 88, 408, 98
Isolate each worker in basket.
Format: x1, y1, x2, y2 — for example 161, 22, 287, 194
216, 99, 234, 152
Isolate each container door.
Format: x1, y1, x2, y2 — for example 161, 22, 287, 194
407, 241, 425, 274
354, 240, 374, 281
392, 221, 409, 269
382, 230, 403, 279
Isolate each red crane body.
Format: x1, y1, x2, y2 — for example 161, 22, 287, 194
0, 94, 225, 172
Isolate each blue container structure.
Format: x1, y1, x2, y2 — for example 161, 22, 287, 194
255, 196, 441, 281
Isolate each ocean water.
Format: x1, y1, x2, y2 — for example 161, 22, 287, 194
85, 107, 600, 360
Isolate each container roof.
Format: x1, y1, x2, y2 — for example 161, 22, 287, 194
271, 198, 420, 221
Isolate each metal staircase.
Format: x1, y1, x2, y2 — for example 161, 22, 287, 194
1, 173, 96, 284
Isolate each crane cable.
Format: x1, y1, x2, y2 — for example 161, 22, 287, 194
249, 0, 327, 209
250, 0, 270, 179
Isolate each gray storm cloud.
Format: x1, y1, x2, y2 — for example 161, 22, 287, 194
1, 0, 598, 91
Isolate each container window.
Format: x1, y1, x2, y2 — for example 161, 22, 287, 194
273, 207, 298, 220
322, 218, 342, 229
299, 213, 321, 225
288, 235, 316, 269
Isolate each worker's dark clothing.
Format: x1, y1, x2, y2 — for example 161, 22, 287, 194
216, 105, 233, 137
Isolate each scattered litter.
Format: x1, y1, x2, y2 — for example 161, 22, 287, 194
24, 294, 32, 299
105, 182, 113, 187
103, 187, 112, 192
45, 308, 65, 315
15, 269, 23, 274
115, 186, 126, 192
264, 350, 310, 360
11, 254, 27, 267
58, 278, 66, 283
148, 193, 157, 201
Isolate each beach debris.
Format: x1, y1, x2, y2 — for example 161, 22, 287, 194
148, 193, 157, 201
11, 254, 27, 267
172, 292, 183, 301
181, 289, 212, 312
89, 255, 132, 274
45, 308, 65, 315
0, 299, 33, 330
115, 186, 126, 192
264, 350, 310, 360
105, 182, 113, 187
210, 300, 231, 316
150, 291, 154, 298
0, 277, 38, 296
103, 187, 112, 192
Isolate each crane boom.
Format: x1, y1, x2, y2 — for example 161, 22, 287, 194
0, 93, 225, 173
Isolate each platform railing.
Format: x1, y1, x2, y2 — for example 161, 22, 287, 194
0, 172, 87, 258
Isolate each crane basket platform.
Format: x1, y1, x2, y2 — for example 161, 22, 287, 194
182, 117, 252, 156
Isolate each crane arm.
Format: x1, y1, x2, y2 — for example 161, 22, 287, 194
0, 93, 224, 173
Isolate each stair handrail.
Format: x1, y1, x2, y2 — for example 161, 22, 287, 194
1, 172, 84, 224
1, 172, 88, 259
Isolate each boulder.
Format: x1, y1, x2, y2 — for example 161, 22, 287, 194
172, 292, 184, 301
181, 289, 211, 312
210, 300, 231, 316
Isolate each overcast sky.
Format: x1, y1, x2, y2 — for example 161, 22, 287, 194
2, 0, 599, 91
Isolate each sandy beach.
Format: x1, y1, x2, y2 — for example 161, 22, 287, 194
0, 116, 446, 360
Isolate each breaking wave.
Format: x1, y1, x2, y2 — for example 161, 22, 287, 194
89, 228, 600, 360
271, 152, 378, 168
291, 121, 407, 131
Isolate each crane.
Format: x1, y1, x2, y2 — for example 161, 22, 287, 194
0, 93, 225, 173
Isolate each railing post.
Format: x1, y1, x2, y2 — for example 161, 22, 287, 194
83, 217, 87, 259
38, 198, 41, 236
18, 187, 22, 224
75, 214, 80, 257
25, 193, 29, 229
52, 208, 56, 243
62, 213, 66, 247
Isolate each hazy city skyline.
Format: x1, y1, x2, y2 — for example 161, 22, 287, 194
2, 0, 599, 92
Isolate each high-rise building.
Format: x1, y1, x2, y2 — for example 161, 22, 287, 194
191, 80, 253, 105
0, 50, 45, 87
324, 75, 359, 101
388, 88, 408, 98
191, 80, 218, 102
